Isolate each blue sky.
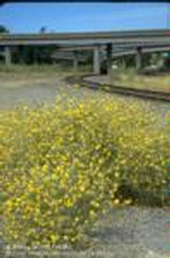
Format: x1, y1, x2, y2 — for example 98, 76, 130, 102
0, 3, 169, 33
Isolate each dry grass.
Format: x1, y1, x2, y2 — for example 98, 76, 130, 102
0, 64, 71, 88
112, 69, 170, 92
0, 64, 90, 88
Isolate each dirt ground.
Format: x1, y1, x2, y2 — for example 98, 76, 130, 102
1, 207, 170, 258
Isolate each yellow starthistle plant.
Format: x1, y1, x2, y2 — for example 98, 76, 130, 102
1, 87, 169, 248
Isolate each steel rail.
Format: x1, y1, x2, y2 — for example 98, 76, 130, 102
65, 74, 170, 103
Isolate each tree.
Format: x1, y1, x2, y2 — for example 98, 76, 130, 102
0, 25, 9, 33
40, 26, 47, 34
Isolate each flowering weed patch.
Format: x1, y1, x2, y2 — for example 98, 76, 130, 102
1, 88, 169, 248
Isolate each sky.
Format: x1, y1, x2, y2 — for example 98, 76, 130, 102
0, 3, 169, 33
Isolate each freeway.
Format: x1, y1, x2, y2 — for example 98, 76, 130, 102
112, 45, 170, 58
0, 29, 170, 46
0, 29, 170, 73
49, 45, 170, 64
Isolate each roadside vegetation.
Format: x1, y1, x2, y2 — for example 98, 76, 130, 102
0, 64, 91, 91
0, 64, 90, 81
111, 68, 170, 92
1, 87, 169, 248
0, 63, 91, 75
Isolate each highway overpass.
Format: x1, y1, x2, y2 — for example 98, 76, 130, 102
112, 46, 170, 57
0, 29, 170, 46
50, 44, 170, 73
0, 29, 170, 74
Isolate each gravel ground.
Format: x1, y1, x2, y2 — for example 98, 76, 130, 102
0, 77, 64, 110
87, 206, 170, 258
1, 207, 170, 258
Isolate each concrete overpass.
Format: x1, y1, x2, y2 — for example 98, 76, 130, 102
50, 44, 170, 73
112, 46, 170, 58
0, 29, 170, 73
0, 29, 170, 46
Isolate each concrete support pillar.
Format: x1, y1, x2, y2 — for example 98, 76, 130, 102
33, 47, 38, 64
4, 46, 11, 66
106, 43, 113, 81
18, 45, 25, 64
73, 51, 78, 74
136, 46, 142, 71
93, 46, 100, 74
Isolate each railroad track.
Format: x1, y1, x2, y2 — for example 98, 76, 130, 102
65, 73, 170, 103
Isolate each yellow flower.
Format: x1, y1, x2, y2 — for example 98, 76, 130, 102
114, 199, 120, 205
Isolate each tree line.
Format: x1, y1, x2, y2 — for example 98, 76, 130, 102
0, 25, 60, 65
